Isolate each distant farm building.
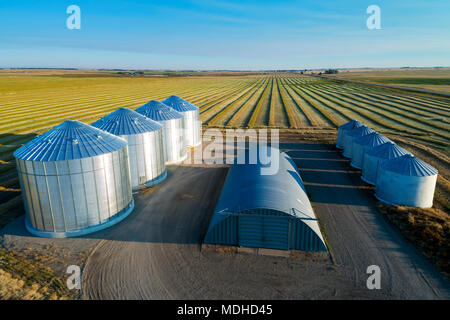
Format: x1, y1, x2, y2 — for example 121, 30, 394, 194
14, 120, 134, 238
204, 151, 327, 251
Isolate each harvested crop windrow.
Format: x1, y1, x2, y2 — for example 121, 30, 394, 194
246, 77, 273, 127
198, 79, 261, 114
201, 78, 266, 123
224, 78, 270, 127
270, 78, 289, 128
227, 78, 269, 127
207, 78, 267, 126
279, 78, 318, 127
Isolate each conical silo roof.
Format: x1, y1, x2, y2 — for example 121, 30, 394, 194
162, 95, 198, 112
348, 126, 374, 137
365, 141, 411, 159
91, 107, 162, 135
135, 100, 184, 121
380, 154, 438, 176
338, 119, 363, 130
13, 120, 127, 161
354, 132, 390, 147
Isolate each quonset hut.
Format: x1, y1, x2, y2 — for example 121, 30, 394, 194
350, 132, 390, 169
204, 150, 327, 251
162, 95, 201, 147
92, 107, 166, 190
342, 126, 374, 159
135, 100, 187, 164
336, 120, 363, 149
375, 154, 438, 208
13, 120, 134, 238
361, 142, 411, 185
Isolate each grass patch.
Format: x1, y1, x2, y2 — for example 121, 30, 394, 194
0, 249, 77, 299
373, 78, 450, 85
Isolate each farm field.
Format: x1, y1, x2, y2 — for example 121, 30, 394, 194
326, 67, 450, 94
0, 71, 449, 231
0, 70, 449, 297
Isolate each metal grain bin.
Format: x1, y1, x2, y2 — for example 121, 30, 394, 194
375, 154, 438, 208
204, 150, 327, 251
342, 126, 374, 159
13, 120, 134, 238
135, 100, 187, 164
361, 142, 411, 185
162, 95, 201, 147
92, 108, 166, 190
336, 120, 362, 149
350, 132, 390, 169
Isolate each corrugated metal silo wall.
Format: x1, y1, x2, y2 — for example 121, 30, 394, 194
125, 129, 165, 188
160, 117, 186, 163
183, 109, 201, 147
16, 146, 133, 233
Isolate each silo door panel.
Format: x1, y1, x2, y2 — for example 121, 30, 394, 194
263, 217, 290, 250
238, 216, 264, 248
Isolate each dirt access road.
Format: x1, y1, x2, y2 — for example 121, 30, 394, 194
81, 142, 449, 299
2, 142, 449, 299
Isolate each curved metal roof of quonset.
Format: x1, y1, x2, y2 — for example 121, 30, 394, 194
365, 141, 411, 159
380, 154, 438, 176
207, 150, 324, 242
354, 132, 390, 147
338, 119, 363, 130
135, 100, 184, 121
13, 120, 127, 161
162, 95, 198, 112
91, 107, 162, 135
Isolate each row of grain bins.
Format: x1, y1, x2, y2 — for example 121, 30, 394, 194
336, 120, 438, 208
13, 96, 201, 238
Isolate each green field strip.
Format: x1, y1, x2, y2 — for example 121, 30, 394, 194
199, 78, 265, 120
206, 79, 266, 126
310, 87, 450, 140
223, 79, 270, 127
319, 82, 450, 116
280, 79, 318, 127
199, 80, 262, 113
315, 82, 450, 115
0, 78, 253, 112
333, 91, 450, 136
305, 86, 429, 137
316, 82, 450, 120
270, 78, 290, 128
330, 81, 450, 110
0, 85, 217, 119
276, 78, 297, 128
227, 79, 269, 127
247, 78, 273, 127
0, 83, 248, 126
284, 78, 338, 127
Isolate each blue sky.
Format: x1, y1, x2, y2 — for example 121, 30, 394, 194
1, 0, 449, 70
